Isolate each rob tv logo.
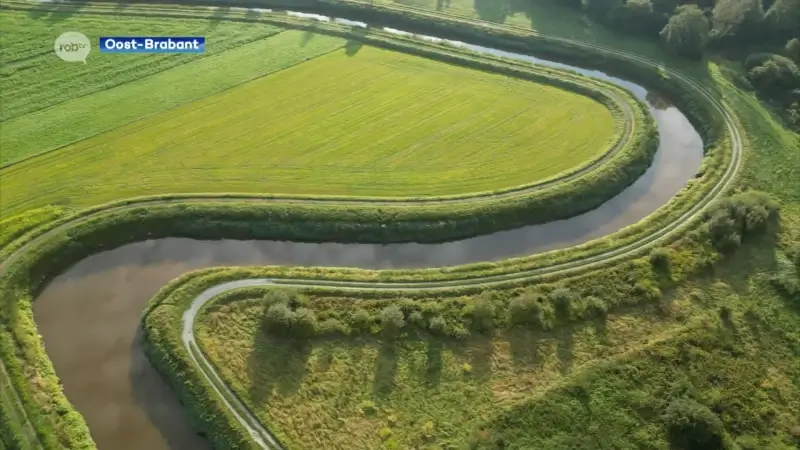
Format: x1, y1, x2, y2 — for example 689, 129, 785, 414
54, 31, 91, 63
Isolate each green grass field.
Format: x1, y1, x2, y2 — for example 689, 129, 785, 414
0, 30, 618, 215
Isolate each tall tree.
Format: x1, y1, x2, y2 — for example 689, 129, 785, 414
765, 0, 800, 38
711, 0, 765, 43
660, 4, 710, 59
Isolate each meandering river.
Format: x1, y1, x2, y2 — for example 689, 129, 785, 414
32, 15, 702, 450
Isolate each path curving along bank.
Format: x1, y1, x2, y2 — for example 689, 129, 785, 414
2, 5, 741, 450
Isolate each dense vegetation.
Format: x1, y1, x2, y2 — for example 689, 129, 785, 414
193, 191, 788, 449
0, 1, 796, 449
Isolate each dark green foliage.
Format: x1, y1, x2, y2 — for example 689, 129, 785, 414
352, 308, 374, 332
787, 39, 800, 64
710, 0, 765, 44
262, 301, 319, 339
292, 308, 319, 339
550, 287, 575, 318
746, 54, 800, 96
659, 5, 710, 60
428, 315, 448, 335
318, 317, 349, 336
380, 305, 406, 335
507, 292, 556, 329
263, 302, 294, 334
663, 398, 728, 450
467, 294, 496, 333
649, 246, 671, 270
703, 191, 780, 251
766, 0, 800, 39
262, 288, 292, 308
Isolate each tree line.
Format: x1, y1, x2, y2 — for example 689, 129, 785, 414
473, 0, 800, 129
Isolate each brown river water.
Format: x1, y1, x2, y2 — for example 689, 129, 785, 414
31, 29, 702, 450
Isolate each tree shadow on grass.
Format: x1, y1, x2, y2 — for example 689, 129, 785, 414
372, 337, 399, 400
207, 6, 230, 31
345, 38, 364, 57
465, 334, 494, 381
246, 331, 312, 405
26, 0, 88, 24
506, 327, 542, 368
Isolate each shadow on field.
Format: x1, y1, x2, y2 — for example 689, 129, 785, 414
345, 37, 364, 57
247, 332, 312, 404
207, 6, 230, 31
436, 0, 452, 11
26, 0, 88, 23
372, 338, 399, 399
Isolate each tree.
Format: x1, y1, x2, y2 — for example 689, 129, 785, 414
352, 308, 373, 332
765, 0, 800, 38
747, 55, 800, 96
263, 302, 294, 334
710, 0, 765, 43
659, 5, 710, 60
609, 0, 662, 36
786, 38, 800, 64
663, 398, 727, 449
292, 307, 318, 339
380, 305, 405, 335
470, 296, 495, 333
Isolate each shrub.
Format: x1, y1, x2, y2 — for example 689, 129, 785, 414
703, 191, 779, 251
292, 308, 319, 338
650, 247, 671, 270
663, 398, 727, 450
380, 305, 405, 335
507, 292, 556, 329
470, 296, 495, 333
352, 308, 373, 332
585, 296, 609, 318
408, 310, 426, 327
262, 288, 292, 308
318, 317, 349, 336
746, 54, 800, 96
550, 287, 575, 317
428, 315, 447, 335
263, 302, 294, 334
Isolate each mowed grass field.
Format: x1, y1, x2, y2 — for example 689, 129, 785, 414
0, 35, 617, 215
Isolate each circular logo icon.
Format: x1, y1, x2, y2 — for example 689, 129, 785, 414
54, 31, 91, 63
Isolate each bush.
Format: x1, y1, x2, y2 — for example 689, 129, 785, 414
262, 288, 292, 308
469, 296, 495, 333
318, 317, 348, 336
292, 307, 318, 338
507, 292, 556, 330
550, 287, 575, 317
380, 305, 405, 335
703, 191, 779, 251
352, 308, 373, 332
663, 398, 728, 450
408, 310, 426, 327
747, 54, 800, 97
428, 315, 447, 335
585, 296, 609, 318
263, 302, 294, 334
650, 247, 671, 270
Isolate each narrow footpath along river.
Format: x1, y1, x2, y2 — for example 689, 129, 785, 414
32, 22, 703, 450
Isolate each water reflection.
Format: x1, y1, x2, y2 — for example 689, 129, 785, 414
33, 21, 703, 450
